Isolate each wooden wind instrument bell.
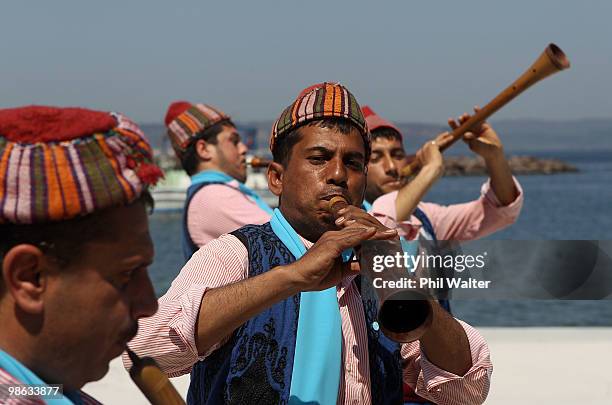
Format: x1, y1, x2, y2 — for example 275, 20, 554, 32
401, 43, 570, 177
328, 196, 433, 343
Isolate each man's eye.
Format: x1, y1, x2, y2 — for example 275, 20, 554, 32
348, 160, 364, 170
115, 269, 138, 290
308, 156, 325, 164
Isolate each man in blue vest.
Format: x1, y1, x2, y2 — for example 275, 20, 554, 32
164, 101, 272, 260
129, 83, 492, 405
362, 106, 522, 404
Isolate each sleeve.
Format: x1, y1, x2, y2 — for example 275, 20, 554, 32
401, 320, 493, 405
369, 190, 421, 240
419, 176, 523, 240
187, 185, 272, 247
122, 234, 249, 377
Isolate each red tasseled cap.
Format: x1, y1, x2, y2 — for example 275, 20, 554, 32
0, 106, 117, 143
164, 101, 193, 126
361, 105, 403, 139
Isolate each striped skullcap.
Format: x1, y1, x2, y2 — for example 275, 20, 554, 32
361, 105, 403, 140
164, 101, 232, 159
270, 82, 370, 156
0, 106, 163, 224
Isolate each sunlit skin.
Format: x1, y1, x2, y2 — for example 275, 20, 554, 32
0, 202, 158, 391
197, 121, 472, 376
267, 125, 369, 242
365, 137, 408, 202
196, 124, 248, 183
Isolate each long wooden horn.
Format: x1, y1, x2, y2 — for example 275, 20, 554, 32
127, 348, 186, 405
401, 43, 570, 176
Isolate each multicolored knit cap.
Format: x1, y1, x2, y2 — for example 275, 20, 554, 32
270, 82, 370, 157
0, 106, 163, 224
361, 105, 403, 140
164, 101, 232, 159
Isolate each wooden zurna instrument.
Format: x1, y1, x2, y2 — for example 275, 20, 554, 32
401, 43, 571, 176
247, 156, 272, 168
329, 196, 433, 342
127, 348, 186, 405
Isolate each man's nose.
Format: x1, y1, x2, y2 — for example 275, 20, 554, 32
239, 142, 248, 155
327, 157, 348, 187
382, 155, 398, 175
131, 270, 158, 319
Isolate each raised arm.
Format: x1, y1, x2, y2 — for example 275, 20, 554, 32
195, 226, 378, 354
450, 108, 518, 205
395, 133, 449, 222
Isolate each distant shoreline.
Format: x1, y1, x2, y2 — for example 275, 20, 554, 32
443, 155, 578, 176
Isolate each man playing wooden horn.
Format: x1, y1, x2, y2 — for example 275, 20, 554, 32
0, 106, 160, 403
127, 83, 492, 404
164, 101, 272, 260
362, 105, 523, 243
361, 106, 522, 405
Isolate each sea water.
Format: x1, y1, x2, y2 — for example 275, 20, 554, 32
147, 149, 612, 326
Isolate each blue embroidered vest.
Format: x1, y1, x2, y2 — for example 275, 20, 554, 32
187, 223, 404, 404
411, 208, 451, 314
182, 181, 228, 261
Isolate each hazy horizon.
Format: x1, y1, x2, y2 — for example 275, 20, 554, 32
2, 1, 611, 123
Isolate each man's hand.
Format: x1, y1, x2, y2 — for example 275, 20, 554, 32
449, 106, 504, 162
288, 206, 399, 292
287, 226, 378, 292
414, 139, 445, 180
449, 106, 518, 205
334, 205, 399, 240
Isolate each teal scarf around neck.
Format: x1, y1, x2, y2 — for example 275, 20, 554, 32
0, 349, 83, 404
269, 209, 343, 405
191, 170, 273, 215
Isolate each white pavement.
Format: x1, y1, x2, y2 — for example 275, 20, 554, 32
83, 327, 612, 404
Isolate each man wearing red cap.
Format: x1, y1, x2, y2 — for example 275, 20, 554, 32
362, 105, 523, 243
164, 102, 272, 260
128, 84, 492, 405
362, 106, 523, 404
0, 106, 160, 403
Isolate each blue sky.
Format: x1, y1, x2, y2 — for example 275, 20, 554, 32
1, 1, 610, 124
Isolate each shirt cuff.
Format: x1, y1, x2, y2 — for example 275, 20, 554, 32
167, 284, 210, 360
481, 176, 524, 210
418, 320, 493, 391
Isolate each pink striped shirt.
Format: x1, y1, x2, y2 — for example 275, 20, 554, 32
126, 234, 492, 404
187, 181, 272, 247
371, 177, 523, 240
0, 366, 100, 405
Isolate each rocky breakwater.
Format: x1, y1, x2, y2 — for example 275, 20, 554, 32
443, 155, 578, 176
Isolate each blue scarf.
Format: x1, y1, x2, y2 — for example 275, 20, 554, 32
190, 170, 273, 215
0, 349, 82, 404
269, 209, 343, 405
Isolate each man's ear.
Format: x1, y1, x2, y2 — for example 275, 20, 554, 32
2, 245, 48, 314
267, 161, 284, 197
194, 139, 214, 161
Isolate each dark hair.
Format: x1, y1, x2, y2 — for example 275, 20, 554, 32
370, 126, 402, 142
272, 118, 369, 167
0, 191, 154, 284
179, 120, 235, 175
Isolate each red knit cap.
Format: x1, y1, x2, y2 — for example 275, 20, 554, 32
0, 106, 117, 143
361, 105, 403, 140
0, 105, 163, 224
